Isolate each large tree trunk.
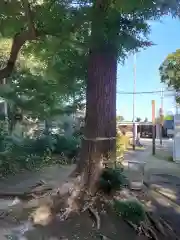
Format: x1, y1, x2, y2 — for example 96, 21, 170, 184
73, 0, 118, 194
74, 49, 117, 194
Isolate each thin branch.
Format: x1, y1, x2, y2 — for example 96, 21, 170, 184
21, 0, 36, 37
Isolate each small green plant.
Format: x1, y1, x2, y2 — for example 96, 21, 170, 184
113, 199, 146, 225
99, 167, 126, 195
167, 155, 174, 162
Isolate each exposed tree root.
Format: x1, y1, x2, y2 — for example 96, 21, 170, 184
87, 206, 100, 229
99, 234, 112, 240
125, 219, 159, 240
146, 211, 166, 236
159, 217, 180, 240
146, 226, 159, 240
124, 219, 138, 231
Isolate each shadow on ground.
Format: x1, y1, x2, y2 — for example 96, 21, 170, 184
143, 173, 180, 237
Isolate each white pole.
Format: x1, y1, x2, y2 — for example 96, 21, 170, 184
160, 88, 164, 145
132, 54, 136, 150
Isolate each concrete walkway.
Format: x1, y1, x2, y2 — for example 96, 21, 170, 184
123, 142, 180, 236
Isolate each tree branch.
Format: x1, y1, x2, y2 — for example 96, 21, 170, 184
0, 30, 38, 82
0, 0, 38, 82
0, 0, 83, 82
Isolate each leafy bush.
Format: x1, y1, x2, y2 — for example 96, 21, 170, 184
99, 167, 126, 195
0, 127, 9, 152
27, 135, 57, 154
0, 131, 55, 177
0, 128, 80, 177
53, 135, 80, 159
167, 155, 174, 162
0, 151, 51, 177
113, 199, 146, 225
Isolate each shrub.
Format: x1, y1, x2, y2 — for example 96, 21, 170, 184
0, 130, 80, 177
20, 135, 57, 155
113, 199, 146, 225
99, 167, 126, 195
167, 155, 174, 162
53, 135, 80, 159
0, 132, 55, 177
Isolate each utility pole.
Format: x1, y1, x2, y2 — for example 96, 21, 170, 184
159, 88, 164, 145
152, 100, 156, 155
132, 54, 136, 150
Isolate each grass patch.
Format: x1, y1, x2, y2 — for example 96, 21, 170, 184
154, 152, 174, 162
127, 145, 145, 151
167, 155, 174, 162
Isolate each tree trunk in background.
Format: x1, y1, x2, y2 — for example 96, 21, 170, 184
44, 119, 51, 135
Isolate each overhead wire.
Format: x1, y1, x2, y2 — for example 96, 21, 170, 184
116, 89, 175, 95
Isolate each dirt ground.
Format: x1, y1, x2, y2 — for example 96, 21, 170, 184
0, 164, 179, 240
0, 197, 148, 240
24, 210, 147, 240
0, 164, 146, 240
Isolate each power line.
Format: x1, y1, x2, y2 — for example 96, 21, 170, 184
116, 89, 174, 95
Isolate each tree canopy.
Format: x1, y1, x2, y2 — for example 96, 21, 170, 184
1, 0, 180, 80
159, 49, 180, 102
0, 0, 179, 117
0, 2, 87, 118
136, 117, 141, 122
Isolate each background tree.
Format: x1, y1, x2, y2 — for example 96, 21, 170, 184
116, 115, 124, 122
144, 117, 148, 122
136, 117, 141, 122
0, 17, 86, 129
159, 49, 180, 103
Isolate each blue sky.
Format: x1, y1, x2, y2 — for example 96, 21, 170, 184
116, 16, 180, 121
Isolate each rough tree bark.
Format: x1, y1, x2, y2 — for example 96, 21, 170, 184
72, 0, 117, 194
74, 49, 117, 192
